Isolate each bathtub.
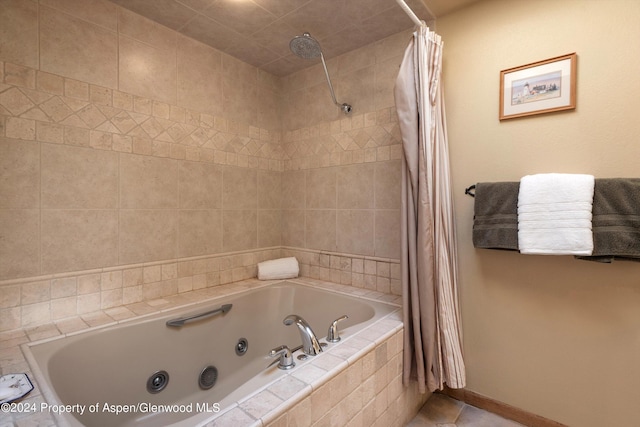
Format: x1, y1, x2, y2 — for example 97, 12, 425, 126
24, 280, 398, 427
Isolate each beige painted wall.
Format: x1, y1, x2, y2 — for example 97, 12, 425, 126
437, 0, 640, 425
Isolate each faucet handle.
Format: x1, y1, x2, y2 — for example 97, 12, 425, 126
269, 345, 295, 370
327, 315, 349, 343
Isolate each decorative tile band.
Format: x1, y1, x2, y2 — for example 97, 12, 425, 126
282, 107, 403, 171
0, 61, 283, 171
1, 61, 403, 173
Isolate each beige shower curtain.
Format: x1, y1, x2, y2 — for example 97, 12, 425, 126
395, 25, 466, 393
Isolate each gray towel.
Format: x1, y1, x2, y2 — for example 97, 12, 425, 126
577, 178, 640, 263
472, 182, 519, 251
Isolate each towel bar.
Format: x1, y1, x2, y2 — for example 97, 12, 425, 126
464, 185, 476, 197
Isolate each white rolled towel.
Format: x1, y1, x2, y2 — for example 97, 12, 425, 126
257, 257, 299, 280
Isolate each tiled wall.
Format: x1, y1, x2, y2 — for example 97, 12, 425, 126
284, 249, 401, 296
0, 60, 283, 274
0, 1, 411, 330
0, 249, 281, 331
0, 53, 284, 329
281, 30, 410, 130
1, 0, 282, 129
277, 30, 409, 293
0, 1, 283, 278
280, 159, 401, 260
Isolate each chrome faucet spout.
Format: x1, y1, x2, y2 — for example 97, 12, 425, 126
283, 314, 323, 356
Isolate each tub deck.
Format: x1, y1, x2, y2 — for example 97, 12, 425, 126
2, 277, 408, 426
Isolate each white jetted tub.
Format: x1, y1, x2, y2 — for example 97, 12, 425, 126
24, 281, 397, 427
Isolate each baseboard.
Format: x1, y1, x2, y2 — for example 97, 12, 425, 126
440, 387, 569, 427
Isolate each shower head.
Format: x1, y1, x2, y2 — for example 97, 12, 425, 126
289, 32, 352, 115
289, 32, 322, 59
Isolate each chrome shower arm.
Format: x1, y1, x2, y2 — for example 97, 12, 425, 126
319, 52, 339, 107
320, 53, 352, 114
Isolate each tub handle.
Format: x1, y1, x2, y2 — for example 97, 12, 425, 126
166, 304, 232, 327
327, 315, 349, 343
269, 345, 295, 370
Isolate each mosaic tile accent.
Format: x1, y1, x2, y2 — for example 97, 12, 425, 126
282, 107, 403, 171
0, 62, 283, 171
0, 62, 404, 173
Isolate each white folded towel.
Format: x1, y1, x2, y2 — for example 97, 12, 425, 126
518, 173, 595, 255
257, 257, 299, 280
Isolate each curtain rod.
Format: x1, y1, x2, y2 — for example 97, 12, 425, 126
395, 0, 426, 27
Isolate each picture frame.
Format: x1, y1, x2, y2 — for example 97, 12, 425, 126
499, 53, 576, 120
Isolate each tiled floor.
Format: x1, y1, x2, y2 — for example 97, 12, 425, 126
407, 393, 527, 427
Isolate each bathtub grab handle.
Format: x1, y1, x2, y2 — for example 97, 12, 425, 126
166, 304, 233, 327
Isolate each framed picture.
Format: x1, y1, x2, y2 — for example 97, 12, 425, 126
499, 53, 576, 120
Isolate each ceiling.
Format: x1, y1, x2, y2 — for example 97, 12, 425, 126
109, 0, 479, 77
